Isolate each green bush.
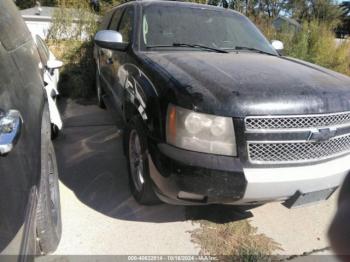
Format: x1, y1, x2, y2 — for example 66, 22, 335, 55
47, 0, 98, 41
46, 0, 98, 99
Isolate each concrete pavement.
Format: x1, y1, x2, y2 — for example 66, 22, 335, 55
250, 194, 338, 256
52, 99, 200, 255
49, 98, 341, 259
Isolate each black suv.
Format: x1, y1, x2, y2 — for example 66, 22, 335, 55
0, 0, 61, 258
94, 1, 350, 207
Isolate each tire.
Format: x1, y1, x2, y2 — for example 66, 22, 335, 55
96, 68, 106, 109
125, 116, 160, 205
36, 127, 62, 255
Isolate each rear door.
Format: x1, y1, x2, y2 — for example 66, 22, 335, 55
110, 5, 135, 111
99, 7, 124, 100
0, 0, 44, 256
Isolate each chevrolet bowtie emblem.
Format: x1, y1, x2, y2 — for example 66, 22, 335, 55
308, 127, 337, 142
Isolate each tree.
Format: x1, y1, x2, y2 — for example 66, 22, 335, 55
15, 0, 118, 10
15, 0, 35, 9
261, 0, 288, 18
15, 0, 57, 9
47, 0, 98, 40
336, 1, 350, 37
208, 0, 286, 18
285, 0, 344, 26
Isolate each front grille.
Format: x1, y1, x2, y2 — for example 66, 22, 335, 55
248, 134, 350, 164
245, 112, 350, 130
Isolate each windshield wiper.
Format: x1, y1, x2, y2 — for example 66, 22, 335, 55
234, 46, 277, 56
173, 43, 229, 53
146, 43, 229, 53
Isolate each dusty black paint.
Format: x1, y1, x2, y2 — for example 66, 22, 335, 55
143, 51, 350, 117
0, 0, 48, 258
96, 0, 350, 204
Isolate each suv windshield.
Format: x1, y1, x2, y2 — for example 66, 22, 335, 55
141, 5, 277, 55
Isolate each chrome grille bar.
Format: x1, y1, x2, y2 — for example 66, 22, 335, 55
245, 111, 350, 131
248, 134, 350, 164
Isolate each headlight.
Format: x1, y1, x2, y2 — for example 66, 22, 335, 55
166, 104, 237, 156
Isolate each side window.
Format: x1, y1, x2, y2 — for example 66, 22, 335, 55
99, 10, 113, 30
108, 8, 123, 31
118, 7, 135, 43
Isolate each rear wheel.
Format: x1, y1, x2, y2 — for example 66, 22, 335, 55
36, 110, 61, 254
125, 116, 159, 205
96, 69, 105, 109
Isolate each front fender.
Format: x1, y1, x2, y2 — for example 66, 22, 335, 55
120, 63, 163, 140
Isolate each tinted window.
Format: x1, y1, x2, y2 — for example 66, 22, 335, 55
0, 0, 31, 51
118, 7, 134, 43
99, 10, 114, 30
109, 8, 123, 30
142, 5, 277, 55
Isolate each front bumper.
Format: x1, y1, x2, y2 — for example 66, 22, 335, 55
149, 143, 349, 205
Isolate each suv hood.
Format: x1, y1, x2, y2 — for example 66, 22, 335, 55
143, 51, 350, 117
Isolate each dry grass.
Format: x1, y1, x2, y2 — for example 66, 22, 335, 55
191, 218, 282, 261
254, 18, 350, 77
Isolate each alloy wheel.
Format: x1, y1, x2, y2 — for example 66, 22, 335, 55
129, 130, 145, 192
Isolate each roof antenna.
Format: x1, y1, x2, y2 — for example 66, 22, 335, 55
35, 1, 42, 15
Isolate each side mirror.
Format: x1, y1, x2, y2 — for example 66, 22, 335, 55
271, 40, 284, 51
94, 30, 128, 51
47, 59, 63, 70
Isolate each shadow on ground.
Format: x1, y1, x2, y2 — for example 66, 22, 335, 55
54, 98, 252, 224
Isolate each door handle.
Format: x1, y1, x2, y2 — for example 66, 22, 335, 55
0, 110, 23, 156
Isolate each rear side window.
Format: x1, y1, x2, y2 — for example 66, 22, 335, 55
118, 7, 135, 43
99, 10, 114, 30
109, 8, 124, 30
0, 0, 31, 51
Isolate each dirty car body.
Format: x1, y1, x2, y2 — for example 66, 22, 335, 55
0, 0, 61, 259
94, 1, 350, 206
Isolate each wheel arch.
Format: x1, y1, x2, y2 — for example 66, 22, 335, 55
121, 63, 164, 142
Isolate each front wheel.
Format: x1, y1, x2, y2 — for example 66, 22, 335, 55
125, 116, 160, 205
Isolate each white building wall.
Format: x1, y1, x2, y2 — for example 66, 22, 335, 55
23, 17, 90, 40
24, 20, 51, 39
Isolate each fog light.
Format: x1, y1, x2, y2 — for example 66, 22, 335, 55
178, 191, 205, 201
